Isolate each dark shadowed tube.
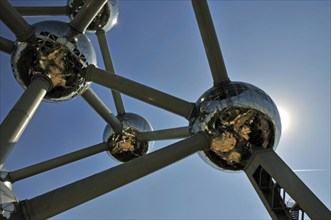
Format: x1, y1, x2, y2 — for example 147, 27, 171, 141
15, 6, 69, 16
0, 37, 14, 54
96, 30, 125, 115
138, 126, 190, 141
0, 77, 51, 169
8, 142, 107, 183
84, 65, 195, 119
22, 133, 210, 219
0, 0, 35, 42
69, 0, 107, 33
82, 88, 122, 132
245, 150, 331, 219
192, 0, 230, 85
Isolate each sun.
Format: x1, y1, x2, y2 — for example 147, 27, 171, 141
278, 106, 290, 133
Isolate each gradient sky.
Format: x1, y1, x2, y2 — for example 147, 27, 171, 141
1, 0, 330, 219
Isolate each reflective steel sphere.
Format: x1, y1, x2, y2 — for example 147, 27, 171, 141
103, 113, 153, 162
190, 82, 281, 171
11, 20, 96, 102
0, 168, 18, 219
68, 0, 119, 33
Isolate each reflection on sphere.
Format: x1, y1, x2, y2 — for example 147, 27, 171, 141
103, 113, 153, 162
11, 21, 96, 102
190, 82, 281, 171
68, 0, 119, 33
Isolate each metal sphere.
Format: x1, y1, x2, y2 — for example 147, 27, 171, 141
103, 113, 153, 162
68, 0, 119, 33
190, 82, 281, 172
11, 20, 97, 102
0, 168, 17, 219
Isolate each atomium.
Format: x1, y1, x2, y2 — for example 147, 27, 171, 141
1, 0, 329, 219
11, 20, 96, 102
68, 0, 119, 33
190, 82, 281, 171
103, 113, 153, 162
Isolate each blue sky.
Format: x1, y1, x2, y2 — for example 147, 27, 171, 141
1, 0, 330, 219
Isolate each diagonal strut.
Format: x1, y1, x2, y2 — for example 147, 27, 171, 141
84, 65, 195, 119
8, 142, 107, 183
192, 0, 230, 85
0, 0, 35, 42
18, 132, 210, 219
137, 126, 190, 141
0, 78, 51, 169
96, 30, 126, 115
82, 87, 123, 132
245, 150, 331, 219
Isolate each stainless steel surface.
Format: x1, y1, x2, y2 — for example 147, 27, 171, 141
69, 0, 108, 33
0, 1, 328, 219
0, 167, 19, 219
11, 20, 97, 102
68, 0, 119, 33
103, 113, 153, 162
190, 82, 281, 171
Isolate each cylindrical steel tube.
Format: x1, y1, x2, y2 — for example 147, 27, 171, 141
138, 126, 190, 141
0, 77, 51, 169
85, 65, 195, 119
96, 30, 125, 114
0, 0, 35, 41
0, 37, 14, 54
192, 0, 230, 85
82, 88, 122, 132
25, 133, 210, 219
15, 6, 69, 16
8, 142, 107, 183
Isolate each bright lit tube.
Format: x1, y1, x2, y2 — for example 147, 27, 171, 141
0, 77, 51, 169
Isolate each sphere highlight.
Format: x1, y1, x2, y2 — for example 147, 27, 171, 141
68, 0, 119, 33
11, 21, 96, 102
190, 82, 281, 171
103, 113, 153, 162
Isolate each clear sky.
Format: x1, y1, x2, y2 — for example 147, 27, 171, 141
1, 0, 330, 219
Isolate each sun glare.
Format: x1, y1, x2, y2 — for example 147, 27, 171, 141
278, 106, 290, 133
